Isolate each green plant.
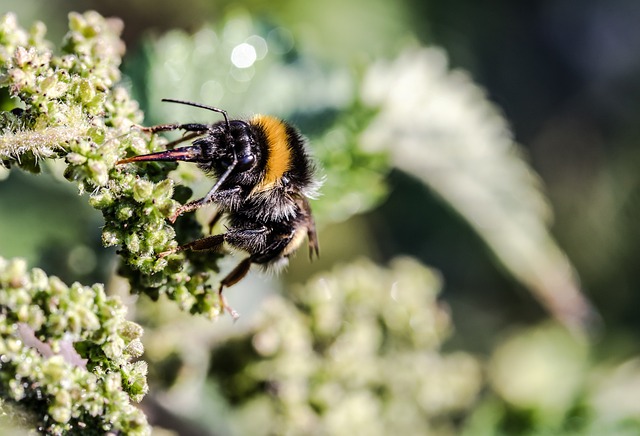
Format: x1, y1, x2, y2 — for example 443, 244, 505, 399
0, 8, 604, 435
0, 257, 149, 434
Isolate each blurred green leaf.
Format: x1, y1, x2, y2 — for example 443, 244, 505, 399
360, 47, 596, 333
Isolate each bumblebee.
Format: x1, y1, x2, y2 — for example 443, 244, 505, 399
118, 99, 320, 318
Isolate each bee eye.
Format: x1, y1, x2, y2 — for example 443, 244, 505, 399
236, 154, 255, 171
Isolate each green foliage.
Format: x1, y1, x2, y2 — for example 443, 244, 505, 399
360, 48, 595, 332
207, 258, 482, 435
0, 7, 624, 436
0, 11, 229, 317
0, 256, 149, 435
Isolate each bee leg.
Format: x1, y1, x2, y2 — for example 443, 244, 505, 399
163, 131, 202, 149
216, 234, 290, 319
158, 231, 249, 320
170, 202, 201, 223
300, 197, 319, 260
170, 154, 240, 221
307, 226, 319, 260
138, 123, 210, 134
217, 257, 253, 320
170, 186, 242, 223
158, 234, 225, 257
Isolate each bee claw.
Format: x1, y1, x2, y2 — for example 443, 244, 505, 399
130, 123, 151, 133
158, 248, 177, 258
229, 307, 240, 321
168, 206, 185, 223
218, 289, 240, 320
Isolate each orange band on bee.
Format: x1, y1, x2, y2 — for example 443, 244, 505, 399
251, 115, 291, 191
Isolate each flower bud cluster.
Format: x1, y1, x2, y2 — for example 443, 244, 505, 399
0, 257, 150, 435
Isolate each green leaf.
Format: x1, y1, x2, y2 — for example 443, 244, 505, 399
361, 47, 596, 333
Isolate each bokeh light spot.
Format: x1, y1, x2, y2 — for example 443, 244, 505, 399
231, 42, 257, 68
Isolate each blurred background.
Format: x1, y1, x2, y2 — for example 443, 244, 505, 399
2, 0, 640, 434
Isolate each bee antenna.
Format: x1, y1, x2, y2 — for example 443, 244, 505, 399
161, 98, 231, 132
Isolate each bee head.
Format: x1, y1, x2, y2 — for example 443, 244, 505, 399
117, 100, 306, 197
196, 120, 256, 170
